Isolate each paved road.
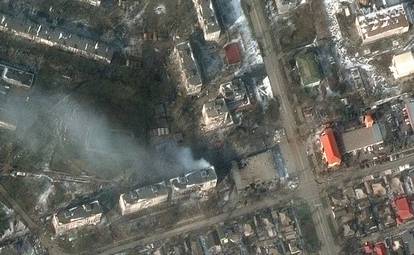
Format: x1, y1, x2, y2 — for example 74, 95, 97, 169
246, 1, 338, 254
95, 194, 296, 255
0, 184, 39, 231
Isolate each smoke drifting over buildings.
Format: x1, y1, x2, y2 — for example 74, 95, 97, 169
3, 94, 210, 185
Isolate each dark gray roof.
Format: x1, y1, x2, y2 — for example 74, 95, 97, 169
176, 42, 202, 87
342, 124, 383, 153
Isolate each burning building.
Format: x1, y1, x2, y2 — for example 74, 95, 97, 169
169, 166, 217, 200
119, 181, 169, 215
52, 201, 102, 234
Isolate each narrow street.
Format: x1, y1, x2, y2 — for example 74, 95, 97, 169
246, 0, 338, 254
94, 194, 296, 255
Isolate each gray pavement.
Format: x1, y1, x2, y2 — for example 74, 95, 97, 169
246, 0, 338, 254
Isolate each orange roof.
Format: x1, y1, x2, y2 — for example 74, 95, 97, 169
364, 114, 374, 128
320, 128, 342, 167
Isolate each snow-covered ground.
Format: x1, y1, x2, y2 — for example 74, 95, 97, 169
216, 0, 263, 75
0, 203, 28, 242
255, 76, 275, 110
36, 182, 55, 213
323, 0, 395, 94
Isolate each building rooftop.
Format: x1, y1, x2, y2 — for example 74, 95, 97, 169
121, 181, 169, 205
355, 4, 409, 44
320, 128, 342, 167
193, 0, 220, 36
394, 197, 414, 224
391, 50, 414, 79
203, 98, 230, 118
219, 79, 251, 111
176, 41, 202, 88
170, 166, 217, 191
342, 124, 383, 153
406, 101, 414, 130
0, 63, 34, 89
55, 201, 102, 224
224, 42, 242, 65
295, 51, 322, 87
0, 13, 113, 63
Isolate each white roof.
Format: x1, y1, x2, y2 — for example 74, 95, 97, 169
392, 51, 414, 79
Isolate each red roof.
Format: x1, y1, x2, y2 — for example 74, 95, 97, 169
363, 243, 374, 254
374, 242, 387, 255
394, 197, 414, 223
320, 128, 342, 167
224, 42, 241, 65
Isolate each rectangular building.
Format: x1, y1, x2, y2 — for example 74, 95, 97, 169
119, 181, 169, 215
295, 51, 322, 88
174, 41, 203, 96
201, 98, 234, 132
391, 50, 414, 79
342, 124, 383, 154
169, 166, 217, 200
0, 14, 113, 63
78, 0, 101, 6
355, 4, 409, 45
192, 0, 221, 42
406, 101, 414, 130
52, 201, 102, 234
320, 128, 342, 168
0, 63, 34, 89
219, 78, 252, 111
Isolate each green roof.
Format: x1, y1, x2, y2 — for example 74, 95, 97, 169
295, 51, 322, 87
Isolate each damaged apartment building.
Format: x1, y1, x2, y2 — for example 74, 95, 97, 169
0, 62, 35, 131
0, 14, 113, 63
219, 78, 254, 112
169, 166, 217, 200
52, 201, 103, 235
119, 167, 218, 215
201, 98, 234, 133
119, 181, 169, 216
192, 0, 221, 42
355, 4, 410, 45
173, 41, 203, 96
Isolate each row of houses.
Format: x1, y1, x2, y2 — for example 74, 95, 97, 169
330, 168, 414, 238
141, 206, 303, 255
52, 167, 217, 234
